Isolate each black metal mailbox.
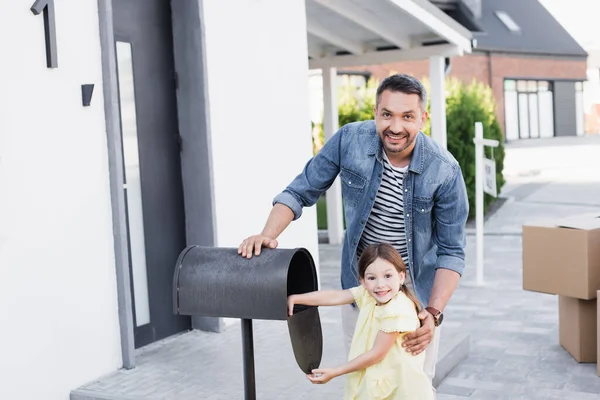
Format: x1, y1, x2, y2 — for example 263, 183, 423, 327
173, 245, 319, 320
173, 245, 323, 400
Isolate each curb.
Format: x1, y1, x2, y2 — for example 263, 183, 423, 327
71, 389, 141, 400
433, 332, 470, 388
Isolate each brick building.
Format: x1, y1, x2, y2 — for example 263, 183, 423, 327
351, 0, 588, 140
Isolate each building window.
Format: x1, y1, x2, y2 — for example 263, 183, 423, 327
495, 11, 521, 33
116, 41, 152, 327
504, 79, 554, 140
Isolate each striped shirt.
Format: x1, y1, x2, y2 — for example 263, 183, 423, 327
357, 152, 409, 268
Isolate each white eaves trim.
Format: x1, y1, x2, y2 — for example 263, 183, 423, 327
306, 19, 368, 55
388, 0, 473, 53
312, 0, 412, 50
309, 43, 463, 69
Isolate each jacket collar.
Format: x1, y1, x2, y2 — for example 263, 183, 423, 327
367, 134, 380, 158
408, 132, 425, 174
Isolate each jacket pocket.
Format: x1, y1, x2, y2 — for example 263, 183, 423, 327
413, 199, 433, 234
340, 168, 366, 206
340, 168, 366, 190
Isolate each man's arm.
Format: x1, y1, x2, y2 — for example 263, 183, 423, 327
402, 164, 468, 355
433, 162, 469, 280
427, 163, 469, 311
238, 125, 346, 258
430, 163, 469, 307
428, 269, 460, 311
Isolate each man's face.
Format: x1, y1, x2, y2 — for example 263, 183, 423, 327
374, 90, 428, 157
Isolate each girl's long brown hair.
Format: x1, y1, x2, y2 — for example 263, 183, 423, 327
357, 243, 422, 312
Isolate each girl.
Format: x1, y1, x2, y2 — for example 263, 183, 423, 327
287, 243, 433, 400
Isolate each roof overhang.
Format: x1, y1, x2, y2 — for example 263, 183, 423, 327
307, 0, 474, 69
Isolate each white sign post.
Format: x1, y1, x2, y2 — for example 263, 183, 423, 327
473, 122, 499, 286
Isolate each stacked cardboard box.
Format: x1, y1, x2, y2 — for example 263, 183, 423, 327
522, 214, 600, 374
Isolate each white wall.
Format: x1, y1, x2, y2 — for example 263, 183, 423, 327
201, 0, 320, 263
588, 51, 600, 69
0, 2, 122, 399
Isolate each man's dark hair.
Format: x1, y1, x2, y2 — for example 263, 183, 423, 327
376, 74, 428, 112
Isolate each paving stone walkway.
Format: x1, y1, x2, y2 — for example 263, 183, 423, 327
437, 134, 600, 400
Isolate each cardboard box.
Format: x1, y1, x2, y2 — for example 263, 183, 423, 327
523, 214, 600, 299
559, 296, 597, 363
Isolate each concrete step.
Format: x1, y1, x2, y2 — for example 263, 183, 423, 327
433, 330, 470, 388
71, 390, 140, 400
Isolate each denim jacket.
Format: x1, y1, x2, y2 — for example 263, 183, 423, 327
274, 120, 468, 306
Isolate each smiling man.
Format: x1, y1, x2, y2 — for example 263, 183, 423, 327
238, 74, 468, 389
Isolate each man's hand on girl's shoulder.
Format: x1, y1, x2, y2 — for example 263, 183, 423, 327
401, 310, 434, 355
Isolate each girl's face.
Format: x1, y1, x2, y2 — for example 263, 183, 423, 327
360, 257, 405, 305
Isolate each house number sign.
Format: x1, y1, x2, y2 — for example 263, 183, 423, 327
31, 0, 58, 68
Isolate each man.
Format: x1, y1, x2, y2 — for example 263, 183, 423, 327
238, 74, 468, 386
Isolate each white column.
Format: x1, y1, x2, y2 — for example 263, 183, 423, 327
474, 122, 484, 286
322, 67, 344, 245
429, 55, 447, 149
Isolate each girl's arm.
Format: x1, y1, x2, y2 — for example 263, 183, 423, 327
287, 289, 354, 316
307, 330, 399, 384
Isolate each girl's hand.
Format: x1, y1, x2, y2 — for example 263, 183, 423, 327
306, 368, 337, 384
287, 295, 296, 316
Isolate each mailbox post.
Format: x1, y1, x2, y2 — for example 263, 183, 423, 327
241, 318, 255, 399
173, 246, 323, 400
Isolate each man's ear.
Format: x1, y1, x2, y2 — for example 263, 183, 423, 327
420, 110, 429, 129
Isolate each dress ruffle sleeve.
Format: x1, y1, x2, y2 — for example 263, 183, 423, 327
374, 294, 420, 333
349, 285, 373, 309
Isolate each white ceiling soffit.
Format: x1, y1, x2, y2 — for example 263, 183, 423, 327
307, 0, 474, 69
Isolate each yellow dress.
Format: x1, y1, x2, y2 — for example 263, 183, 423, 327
344, 285, 434, 400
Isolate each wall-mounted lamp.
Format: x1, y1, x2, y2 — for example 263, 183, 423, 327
81, 84, 94, 107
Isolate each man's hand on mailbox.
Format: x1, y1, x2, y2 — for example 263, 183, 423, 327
238, 234, 279, 259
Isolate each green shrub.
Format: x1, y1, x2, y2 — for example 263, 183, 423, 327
316, 196, 346, 230
338, 77, 378, 127
316, 196, 327, 230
